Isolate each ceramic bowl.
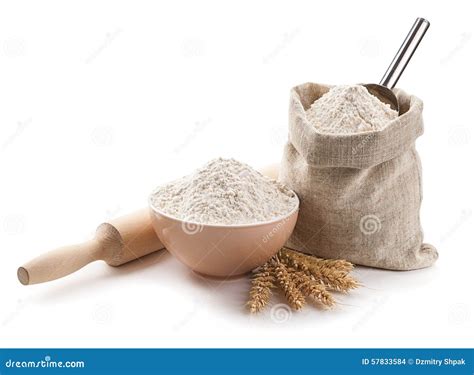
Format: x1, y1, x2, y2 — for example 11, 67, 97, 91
149, 196, 299, 278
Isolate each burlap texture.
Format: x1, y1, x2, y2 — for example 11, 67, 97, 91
280, 82, 438, 270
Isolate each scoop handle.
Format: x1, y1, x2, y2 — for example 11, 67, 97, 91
380, 17, 430, 89
18, 240, 103, 285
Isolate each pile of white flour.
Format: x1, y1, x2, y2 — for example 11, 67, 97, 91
306, 85, 398, 134
150, 158, 298, 225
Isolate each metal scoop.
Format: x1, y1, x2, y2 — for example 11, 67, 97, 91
363, 17, 430, 113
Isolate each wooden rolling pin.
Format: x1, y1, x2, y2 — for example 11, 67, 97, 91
17, 163, 280, 286
17, 209, 164, 285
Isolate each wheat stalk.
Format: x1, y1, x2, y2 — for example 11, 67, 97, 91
246, 248, 359, 313
280, 247, 359, 292
288, 269, 335, 308
282, 247, 353, 273
247, 263, 276, 313
272, 258, 306, 310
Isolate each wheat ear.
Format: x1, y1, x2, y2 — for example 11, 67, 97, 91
280, 248, 359, 292
288, 269, 335, 308
272, 258, 306, 310
247, 263, 276, 313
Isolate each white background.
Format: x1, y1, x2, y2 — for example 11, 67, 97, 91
1, 0, 473, 348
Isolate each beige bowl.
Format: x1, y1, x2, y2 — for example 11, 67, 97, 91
149, 198, 299, 278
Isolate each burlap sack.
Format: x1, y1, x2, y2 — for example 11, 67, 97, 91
280, 82, 438, 270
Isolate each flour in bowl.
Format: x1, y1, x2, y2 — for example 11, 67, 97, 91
150, 158, 298, 225
306, 85, 398, 134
